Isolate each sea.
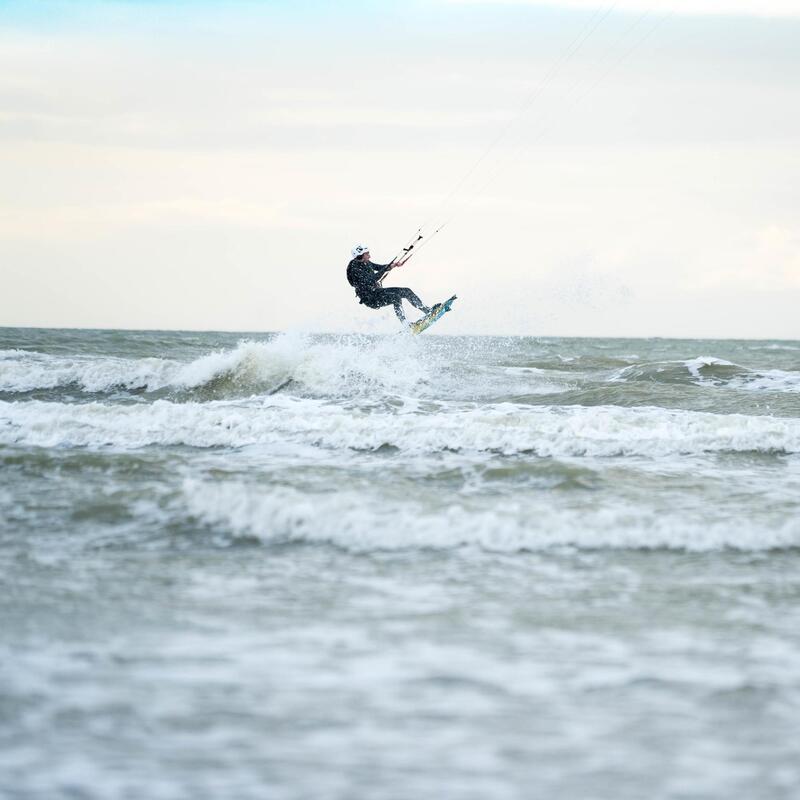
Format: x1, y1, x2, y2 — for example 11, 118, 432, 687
1, 326, 799, 800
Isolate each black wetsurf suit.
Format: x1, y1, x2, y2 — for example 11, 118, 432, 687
346, 258, 428, 323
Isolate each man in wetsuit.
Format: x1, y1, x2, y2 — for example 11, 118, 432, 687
346, 244, 433, 324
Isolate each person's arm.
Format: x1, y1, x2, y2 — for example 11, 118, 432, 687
371, 262, 395, 281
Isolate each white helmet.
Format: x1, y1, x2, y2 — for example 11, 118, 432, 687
351, 243, 370, 259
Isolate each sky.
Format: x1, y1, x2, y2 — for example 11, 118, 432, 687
1, 0, 798, 337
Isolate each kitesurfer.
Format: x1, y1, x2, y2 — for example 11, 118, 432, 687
346, 244, 434, 324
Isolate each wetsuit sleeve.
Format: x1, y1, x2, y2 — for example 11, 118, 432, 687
371, 263, 392, 281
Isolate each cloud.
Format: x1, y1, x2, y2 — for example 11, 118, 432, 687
445, 0, 800, 18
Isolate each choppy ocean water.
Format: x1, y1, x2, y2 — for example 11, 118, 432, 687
1, 326, 799, 800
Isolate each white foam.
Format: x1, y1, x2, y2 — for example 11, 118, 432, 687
681, 357, 800, 393
606, 356, 800, 394
0, 334, 434, 398
175, 333, 432, 397
0, 351, 178, 393
3, 398, 799, 456
684, 356, 737, 380
730, 369, 800, 394
181, 479, 800, 553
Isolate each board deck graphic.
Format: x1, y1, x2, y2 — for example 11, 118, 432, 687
410, 295, 457, 335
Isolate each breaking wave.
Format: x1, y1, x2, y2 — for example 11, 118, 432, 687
0, 348, 177, 394
610, 356, 800, 393
0, 335, 432, 399
3, 397, 800, 456
3, 341, 799, 405
180, 480, 800, 553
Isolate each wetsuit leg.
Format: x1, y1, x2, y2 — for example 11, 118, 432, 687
395, 287, 428, 312
392, 296, 408, 323
361, 287, 429, 323
370, 288, 429, 321
377, 289, 407, 321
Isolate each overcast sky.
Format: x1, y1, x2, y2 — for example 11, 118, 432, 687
1, 0, 798, 337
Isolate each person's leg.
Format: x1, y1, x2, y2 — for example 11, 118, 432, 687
365, 288, 405, 321
380, 288, 409, 322
392, 299, 407, 323
368, 288, 430, 323
396, 287, 430, 313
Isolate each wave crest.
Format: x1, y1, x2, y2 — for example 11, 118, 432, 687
0, 334, 432, 399
3, 398, 800, 456
182, 480, 800, 553
610, 356, 800, 393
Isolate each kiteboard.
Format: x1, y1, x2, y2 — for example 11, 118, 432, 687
409, 295, 457, 335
